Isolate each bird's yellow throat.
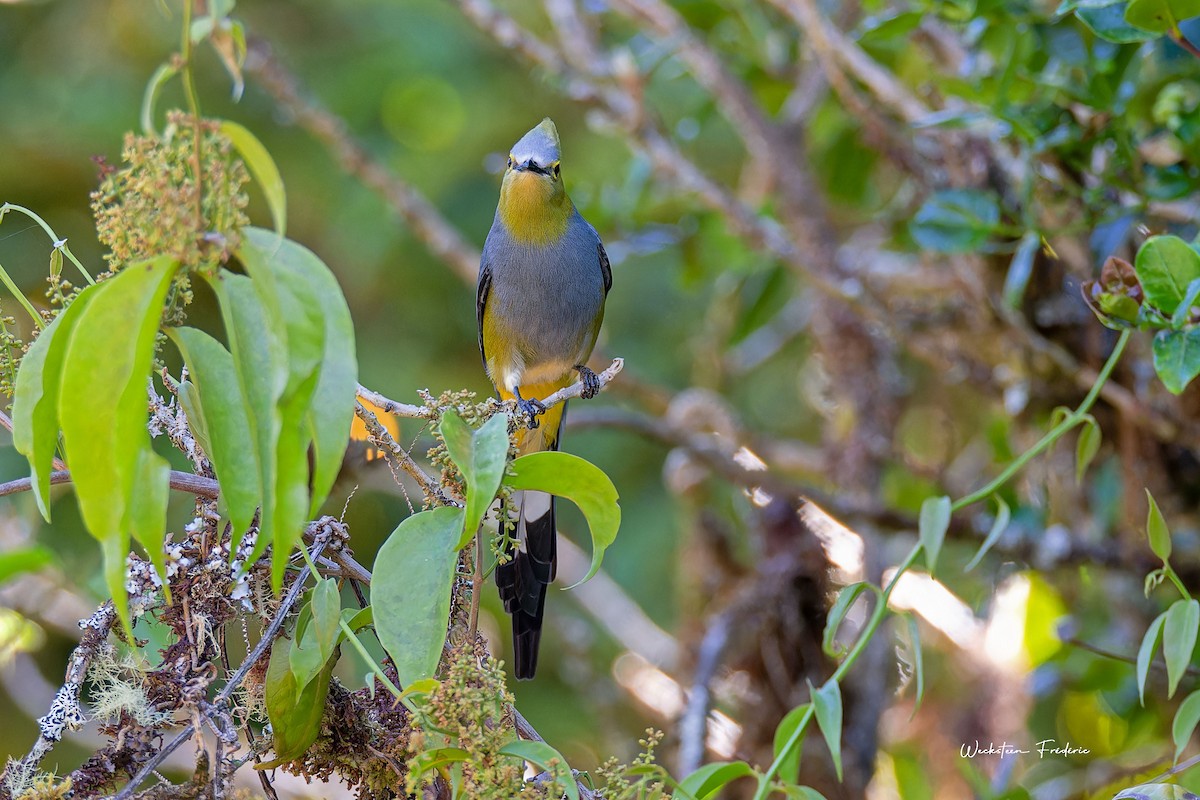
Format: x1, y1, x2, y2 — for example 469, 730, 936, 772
498, 170, 573, 245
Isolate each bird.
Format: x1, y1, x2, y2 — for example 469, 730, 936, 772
477, 118, 611, 679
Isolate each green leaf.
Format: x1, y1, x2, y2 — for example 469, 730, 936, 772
341, 605, 373, 633
918, 495, 952, 575
1147, 490, 1173, 562
909, 189, 1001, 253
439, 410, 510, 549
1003, 232, 1040, 310
1076, 1, 1159, 41
260, 637, 337, 768
1172, 278, 1200, 328
1164, 599, 1199, 697
128, 449, 171, 594
965, 497, 1010, 572
409, 747, 471, 781
11, 291, 97, 520
810, 679, 843, 781
58, 257, 178, 631
1126, 0, 1200, 32
677, 761, 755, 799
822, 582, 877, 659
498, 740, 579, 800
221, 123, 287, 236
1138, 611, 1168, 705
207, 270, 286, 565
1075, 417, 1102, 484
372, 506, 464, 686
1137, 236, 1200, 317
1152, 329, 1200, 395
238, 230, 340, 587
291, 578, 342, 689
506, 450, 621, 586
1174, 690, 1200, 761
231, 232, 358, 519
169, 327, 261, 539
0, 546, 55, 585
176, 381, 213, 458
772, 704, 810, 785
904, 614, 925, 718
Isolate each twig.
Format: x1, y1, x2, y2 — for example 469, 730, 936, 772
2, 603, 116, 791
534, 358, 623, 412
244, 38, 481, 285
353, 401, 451, 506
108, 540, 330, 800
676, 611, 731, 776
0, 469, 219, 500
355, 384, 431, 419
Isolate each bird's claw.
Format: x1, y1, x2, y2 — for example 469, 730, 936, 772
516, 397, 546, 429
576, 365, 600, 399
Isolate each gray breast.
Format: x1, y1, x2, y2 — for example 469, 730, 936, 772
484, 210, 606, 365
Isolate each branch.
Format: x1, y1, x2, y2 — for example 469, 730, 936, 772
244, 38, 481, 285
0, 469, 219, 500
355, 384, 432, 419
353, 401, 452, 506
108, 539, 331, 800
2, 603, 116, 792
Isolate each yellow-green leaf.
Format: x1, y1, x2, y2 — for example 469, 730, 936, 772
505, 450, 620, 586
58, 256, 178, 631
1164, 598, 1199, 698
221, 122, 287, 236
440, 410, 509, 549
1146, 489, 1173, 562
11, 291, 97, 520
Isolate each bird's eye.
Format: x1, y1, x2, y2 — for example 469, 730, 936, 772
552, 163, 561, 178
507, 156, 515, 169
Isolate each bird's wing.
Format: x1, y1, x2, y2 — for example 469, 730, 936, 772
476, 258, 492, 370
598, 241, 612, 295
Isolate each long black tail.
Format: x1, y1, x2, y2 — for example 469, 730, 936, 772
496, 491, 556, 679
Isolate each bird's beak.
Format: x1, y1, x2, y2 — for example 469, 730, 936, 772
515, 159, 551, 176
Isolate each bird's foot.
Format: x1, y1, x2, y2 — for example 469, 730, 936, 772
575, 365, 600, 399
516, 396, 546, 429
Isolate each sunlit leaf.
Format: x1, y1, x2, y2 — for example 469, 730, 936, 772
505, 450, 620, 586
12, 292, 97, 520
1147, 489, 1173, 562
1152, 329, 1200, 395
1138, 611, 1168, 705
1136, 235, 1200, 317
809, 679, 843, 781
440, 410, 510, 549
822, 582, 877, 659
677, 760, 755, 799
221, 122, 287, 236
1163, 598, 1199, 697
918, 495, 951, 575
58, 256, 178, 632
1173, 689, 1200, 761
772, 704, 810, 785
1126, 0, 1200, 32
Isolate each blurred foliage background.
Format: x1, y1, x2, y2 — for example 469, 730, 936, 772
5, 0, 1200, 797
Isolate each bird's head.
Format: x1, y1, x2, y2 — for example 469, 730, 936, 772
498, 118, 572, 244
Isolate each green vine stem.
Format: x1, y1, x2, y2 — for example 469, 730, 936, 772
0, 202, 95, 287
179, 0, 205, 227
753, 328, 1132, 799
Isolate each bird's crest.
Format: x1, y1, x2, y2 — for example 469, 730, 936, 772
511, 117, 561, 167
